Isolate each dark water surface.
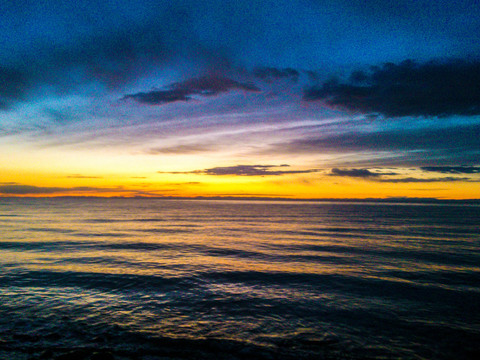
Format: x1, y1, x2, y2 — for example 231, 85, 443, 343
1, 198, 479, 359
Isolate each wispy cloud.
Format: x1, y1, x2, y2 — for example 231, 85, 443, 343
146, 144, 216, 155
265, 122, 480, 166
147, 144, 215, 155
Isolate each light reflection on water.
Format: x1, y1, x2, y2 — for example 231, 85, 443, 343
0, 198, 479, 359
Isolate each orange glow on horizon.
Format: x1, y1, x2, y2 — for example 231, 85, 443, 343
1, 143, 478, 200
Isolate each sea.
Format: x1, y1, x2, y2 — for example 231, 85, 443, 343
0, 198, 479, 360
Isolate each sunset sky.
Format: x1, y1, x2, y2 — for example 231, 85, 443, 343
1, 0, 480, 199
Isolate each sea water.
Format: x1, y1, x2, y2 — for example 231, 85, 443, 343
0, 198, 479, 359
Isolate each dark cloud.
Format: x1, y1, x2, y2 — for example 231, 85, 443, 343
3, 0, 480, 112
420, 166, 480, 174
0, 185, 75, 195
375, 177, 472, 183
328, 168, 476, 182
0, 66, 30, 109
304, 59, 480, 117
123, 76, 260, 105
160, 164, 319, 176
0, 4, 236, 108
0, 184, 124, 195
0, 30, 170, 109
253, 67, 300, 82
330, 168, 382, 178
123, 89, 190, 106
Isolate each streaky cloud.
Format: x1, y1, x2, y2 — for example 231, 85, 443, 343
160, 164, 319, 176
420, 166, 480, 174
265, 122, 480, 166
0, 184, 138, 195
328, 169, 478, 182
0, 185, 88, 195
123, 75, 260, 105
147, 144, 215, 155
303, 59, 480, 117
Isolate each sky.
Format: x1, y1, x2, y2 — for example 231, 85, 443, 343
1, 0, 480, 199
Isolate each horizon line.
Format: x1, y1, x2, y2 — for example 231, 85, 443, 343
1, 195, 480, 203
